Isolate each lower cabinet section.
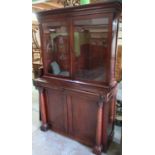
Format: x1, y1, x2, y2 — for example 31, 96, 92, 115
45, 88, 99, 146
37, 85, 116, 154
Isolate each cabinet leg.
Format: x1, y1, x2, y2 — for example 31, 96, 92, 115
102, 144, 108, 153
93, 146, 102, 155
102, 101, 108, 153
39, 88, 49, 132
93, 96, 104, 155
40, 124, 49, 131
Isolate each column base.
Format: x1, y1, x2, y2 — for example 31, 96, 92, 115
40, 124, 49, 132
93, 145, 102, 155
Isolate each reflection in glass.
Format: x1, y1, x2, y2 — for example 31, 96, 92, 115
73, 18, 109, 82
44, 22, 70, 77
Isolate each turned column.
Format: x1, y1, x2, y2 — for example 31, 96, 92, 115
39, 87, 49, 131
93, 96, 105, 155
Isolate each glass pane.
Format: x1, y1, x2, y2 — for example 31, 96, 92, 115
73, 17, 109, 82
43, 22, 70, 77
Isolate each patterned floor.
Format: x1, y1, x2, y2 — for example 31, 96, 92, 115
32, 85, 122, 155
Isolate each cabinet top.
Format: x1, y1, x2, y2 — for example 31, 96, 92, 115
36, 1, 121, 18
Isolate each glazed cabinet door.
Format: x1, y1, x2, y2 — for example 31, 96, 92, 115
41, 19, 71, 77
72, 15, 111, 83
45, 88, 68, 134
68, 92, 99, 146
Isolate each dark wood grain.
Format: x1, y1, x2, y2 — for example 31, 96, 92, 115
33, 2, 121, 154
39, 88, 49, 131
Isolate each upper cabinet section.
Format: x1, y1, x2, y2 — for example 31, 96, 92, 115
37, 2, 121, 84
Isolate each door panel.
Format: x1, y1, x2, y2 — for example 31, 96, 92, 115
70, 93, 98, 145
45, 88, 67, 134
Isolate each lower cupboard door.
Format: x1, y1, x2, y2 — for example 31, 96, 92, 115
45, 88, 68, 134
69, 93, 98, 146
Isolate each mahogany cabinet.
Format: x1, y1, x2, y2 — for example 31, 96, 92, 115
33, 2, 121, 154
